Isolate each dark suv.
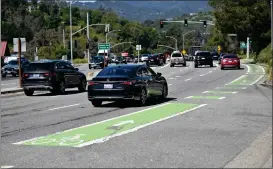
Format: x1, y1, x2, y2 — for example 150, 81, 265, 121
194, 51, 213, 68
22, 60, 87, 96
147, 54, 164, 66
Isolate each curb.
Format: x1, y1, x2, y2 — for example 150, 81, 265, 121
1, 88, 24, 94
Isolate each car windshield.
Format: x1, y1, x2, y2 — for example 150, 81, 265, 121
26, 63, 54, 71
172, 53, 182, 57
93, 56, 104, 61
197, 52, 211, 56
97, 66, 135, 77
8, 60, 18, 65
224, 55, 238, 58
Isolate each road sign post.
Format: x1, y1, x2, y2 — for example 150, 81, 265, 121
18, 38, 22, 88
247, 37, 250, 59
136, 45, 141, 63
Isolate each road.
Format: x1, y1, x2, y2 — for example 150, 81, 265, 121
1, 61, 272, 168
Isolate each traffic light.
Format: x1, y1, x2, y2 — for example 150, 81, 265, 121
184, 19, 188, 27
203, 21, 207, 28
74, 40, 78, 48
160, 21, 164, 28
217, 45, 221, 51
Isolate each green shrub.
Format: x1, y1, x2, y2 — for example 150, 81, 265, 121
257, 43, 271, 64
73, 58, 88, 64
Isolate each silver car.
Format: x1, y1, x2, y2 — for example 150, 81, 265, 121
170, 51, 186, 67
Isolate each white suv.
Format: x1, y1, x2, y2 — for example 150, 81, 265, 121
170, 51, 186, 67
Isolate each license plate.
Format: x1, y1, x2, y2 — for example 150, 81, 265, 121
7, 71, 10, 73
104, 84, 113, 89
33, 74, 40, 77
151, 59, 154, 61
228, 61, 232, 63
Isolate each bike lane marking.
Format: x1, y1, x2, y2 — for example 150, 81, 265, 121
202, 91, 237, 94
14, 103, 206, 147
185, 96, 226, 100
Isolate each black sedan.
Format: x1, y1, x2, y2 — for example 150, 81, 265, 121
115, 56, 127, 64
89, 56, 107, 69
87, 64, 168, 107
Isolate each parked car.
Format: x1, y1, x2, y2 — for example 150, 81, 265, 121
140, 54, 150, 62
22, 60, 87, 96
87, 64, 168, 107
211, 51, 219, 60
170, 51, 186, 67
194, 51, 213, 68
221, 54, 240, 70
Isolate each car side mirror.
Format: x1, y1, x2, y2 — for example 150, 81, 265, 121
157, 72, 162, 77
75, 68, 79, 71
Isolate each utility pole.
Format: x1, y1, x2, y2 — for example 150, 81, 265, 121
246, 37, 250, 59
18, 38, 22, 88
87, 12, 90, 64
270, 0, 273, 50
69, 1, 73, 64
63, 28, 65, 49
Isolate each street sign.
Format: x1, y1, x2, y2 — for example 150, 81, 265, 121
136, 45, 141, 51
13, 38, 26, 52
98, 43, 110, 50
240, 42, 247, 49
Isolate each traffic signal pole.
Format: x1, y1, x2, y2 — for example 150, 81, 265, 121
246, 37, 250, 59
18, 38, 22, 88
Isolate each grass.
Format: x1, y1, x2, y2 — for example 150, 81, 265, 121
73, 58, 88, 64
256, 43, 272, 81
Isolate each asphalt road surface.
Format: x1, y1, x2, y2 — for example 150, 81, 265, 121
1, 61, 272, 168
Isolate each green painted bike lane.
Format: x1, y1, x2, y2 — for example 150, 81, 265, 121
226, 64, 265, 86
14, 103, 206, 147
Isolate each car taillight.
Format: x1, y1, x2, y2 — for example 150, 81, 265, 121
23, 73, 29, 77
88, 81, 97, 85
121, 80, 136, 85
44, 72, 56, 76
234, 59, 238, 62
223, 59, 227, 62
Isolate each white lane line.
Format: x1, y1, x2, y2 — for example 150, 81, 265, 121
259, 65, 265, 73
168, 77, 176, 80
250, 75, 264, 85
225, 75, 247, 85
208, 71, 212, 73
174, 67, 177, 69
245, 64, 251, 73
200, 74, 205, 76
1, 166, 14, 168
14, 102, 172, 145
202, 91, 209, 93
168, 84, 172, 86
185, 78, 192, 81
158, 63, 170, 70
75, 104, 207, 147
48, 104, 80, 111
1, 83, 16, 86
219, 97, 226, 100
184, 96, 193, 99
216, 86, 247, 90
180, 69, 183, 71
175, 76, 181, 78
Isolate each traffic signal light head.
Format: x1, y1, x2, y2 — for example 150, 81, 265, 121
203, 21, 207, 28
160, 21, 164, 28
184, 19, 188, 27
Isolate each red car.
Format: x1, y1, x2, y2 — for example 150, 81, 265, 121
221, 54, 240, 70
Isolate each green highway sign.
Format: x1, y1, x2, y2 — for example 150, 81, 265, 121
98, 43, 110, 50
240, 42, 247, 49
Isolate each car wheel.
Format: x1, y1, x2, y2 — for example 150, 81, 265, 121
24, 89, 34, 96
161, 83, 168, 99
78, 78, 87, 92
12, 73, 16, 77
183, 62, 186, 67
221, 67, 224, 70
210, 62, 213, 67
238, 65, 241, 69
58, 81, 66, 95
194, 63, 198, 68
2, 73, 6, 77
89, 65, 92, 69
137, 88, 147, 106
92, 100, 102, 107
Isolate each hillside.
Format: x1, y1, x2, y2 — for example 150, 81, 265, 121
75, 1, 212, 22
